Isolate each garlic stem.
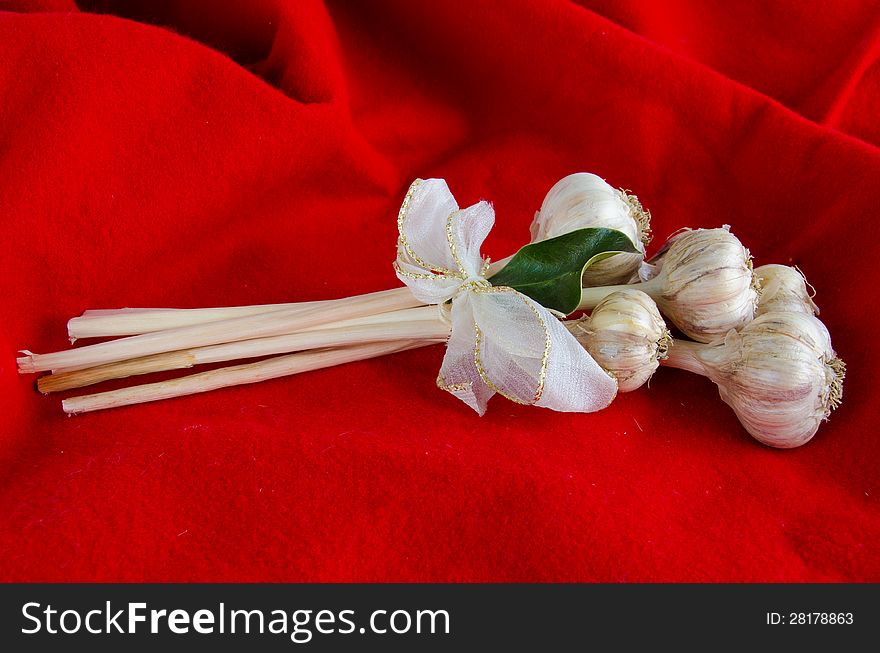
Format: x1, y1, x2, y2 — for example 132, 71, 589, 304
18, 289, 419, 374
66, 288, 414, 339
61, 340, 426, 414
64, 258, 513, 340
660, 339, 709, 376
578, 277, 661, 310
40, 307, 448, 393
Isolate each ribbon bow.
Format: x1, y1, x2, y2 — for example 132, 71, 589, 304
394, 178, 617, 415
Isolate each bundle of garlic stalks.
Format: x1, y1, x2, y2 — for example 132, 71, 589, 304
17, 173, 845, 449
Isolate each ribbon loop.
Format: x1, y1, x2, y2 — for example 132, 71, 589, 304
394, 179, 618, 415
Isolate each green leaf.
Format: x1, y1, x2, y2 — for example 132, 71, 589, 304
488, 228, 639, 315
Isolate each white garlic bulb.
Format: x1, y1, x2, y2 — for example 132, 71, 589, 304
754, 264, 819, 317
655, 228, 759, 341
568, 289, 670, 392
661, 312, 845, 448
579, 227, 759, 343
531, 173, 651, 286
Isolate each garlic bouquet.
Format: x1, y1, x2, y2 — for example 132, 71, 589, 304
661, 312, 845, 448
578, 227, 759, 343
531, 173, 651, 286
16, 173, 846, 450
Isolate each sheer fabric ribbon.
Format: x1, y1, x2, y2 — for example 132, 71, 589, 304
394, 178, 618, 415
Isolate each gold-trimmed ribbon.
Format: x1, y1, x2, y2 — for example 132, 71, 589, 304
394, 178, 618, 415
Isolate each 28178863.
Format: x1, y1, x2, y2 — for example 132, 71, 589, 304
766, 613, 854, 625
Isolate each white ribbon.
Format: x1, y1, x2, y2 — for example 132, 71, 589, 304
394, 178, 618, 415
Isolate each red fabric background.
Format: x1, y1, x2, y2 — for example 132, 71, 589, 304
1, 0, 878, 582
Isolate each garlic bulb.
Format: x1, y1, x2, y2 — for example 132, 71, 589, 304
579, 227, 759, 343
754, 264, 819, 317
661, 312, 845, 448
568, 289, 670, 391
531, 173, 651, 286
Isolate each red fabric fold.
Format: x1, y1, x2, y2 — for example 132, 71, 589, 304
582, 0, 880, 147
1, 0, 877, 581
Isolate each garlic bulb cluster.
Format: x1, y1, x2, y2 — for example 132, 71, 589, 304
754, 264, 819, 317
662, 312, 845, 448
531, 173, 651, 286
579, 227, 759, 343
531, 174, 843, 448
568, 289, 670, 392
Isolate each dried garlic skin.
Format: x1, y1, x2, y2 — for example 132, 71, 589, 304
695, 312, 844, 448
754, 264, 819, 317
570, 289, 670, 392
531, 173, 650, 287
653, 227, 758, 343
